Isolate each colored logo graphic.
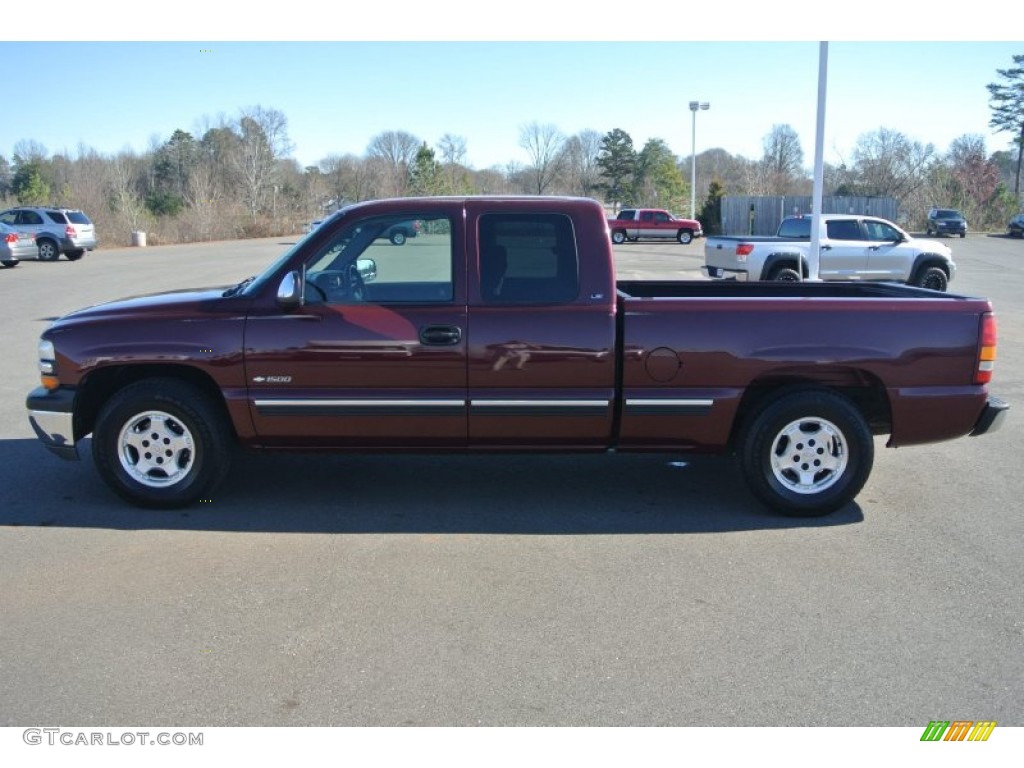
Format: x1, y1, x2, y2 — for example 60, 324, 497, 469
920, 721, 996, 741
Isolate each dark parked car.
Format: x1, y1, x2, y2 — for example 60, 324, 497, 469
0, 206, 97, 260
307, 216, 420, 245
1008, 213, 1024, 238
925, 208, 968, 238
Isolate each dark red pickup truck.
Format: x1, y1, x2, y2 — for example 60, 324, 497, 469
27, 196, 1007, 515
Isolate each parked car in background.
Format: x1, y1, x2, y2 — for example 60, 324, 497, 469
0, 222, 36, 267
608, 208, 703, 244
704, 214, 956, 291
1008, 213, 1024, 238
307, 216, 420, 245
0, 207, 97, 261
925, 208, 968, 238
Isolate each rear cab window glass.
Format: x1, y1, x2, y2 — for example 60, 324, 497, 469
478, 213, 580, 304
777, 218, 810, 239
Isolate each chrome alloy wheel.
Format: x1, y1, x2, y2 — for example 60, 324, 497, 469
769, 417, 848, 495
117, 410, 196, 488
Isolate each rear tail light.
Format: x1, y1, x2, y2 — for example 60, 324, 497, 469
975, 312, 997, 385
3, 233, 15, 244
735, 243, 753, 262
65, 225, 77, 237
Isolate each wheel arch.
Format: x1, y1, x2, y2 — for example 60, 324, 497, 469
909, 253, 951, 283
74, 364, 235, 442
728, 369, 891, 452
758, 252, 808, 281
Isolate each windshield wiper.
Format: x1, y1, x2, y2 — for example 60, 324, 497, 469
223, 276, 255, 297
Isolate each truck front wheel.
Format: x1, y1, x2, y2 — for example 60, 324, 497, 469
611, 230, 627, 245
677, 229, 694, 244
92, 378, 233, 509
912, 266, 948, 292
739, 390, 873, 516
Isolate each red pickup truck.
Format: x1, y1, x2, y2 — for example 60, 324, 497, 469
608, 208, 703, 244
27, 196, 1007, 516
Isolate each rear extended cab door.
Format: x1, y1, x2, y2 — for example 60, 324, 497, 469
818, 218, 870, 279
465, 199, 618, 448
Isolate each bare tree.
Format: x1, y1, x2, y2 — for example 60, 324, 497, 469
759, 124, 806, 194
519, 122, 566, 195
366, 130, 420, 197
437, 133, 472, 194
233, 106, 293, 220
562, 129, 603, 197
108, 150, 147, 238
851, 127, 935, 199
320, 153, 374, 207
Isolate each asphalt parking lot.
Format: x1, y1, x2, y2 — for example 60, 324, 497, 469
1, 233, 1021, 726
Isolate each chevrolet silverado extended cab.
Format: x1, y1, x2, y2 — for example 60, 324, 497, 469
27, 197, 1007, 516
608, 208, 703, 245
704, 214, 956, 291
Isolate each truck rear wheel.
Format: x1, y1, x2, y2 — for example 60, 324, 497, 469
611, 230, 627, 245
92, 378, 233, 509
739, 390, 873, 516
769, 266, 802, 282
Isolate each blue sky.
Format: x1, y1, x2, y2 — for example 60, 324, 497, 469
2, 6, 1020, 173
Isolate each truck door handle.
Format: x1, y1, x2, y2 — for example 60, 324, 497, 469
419, 325, 462, 346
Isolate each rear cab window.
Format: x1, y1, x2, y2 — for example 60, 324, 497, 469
478, 213, 580, 304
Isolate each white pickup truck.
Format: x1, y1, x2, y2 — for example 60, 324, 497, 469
703, 214, 956, 291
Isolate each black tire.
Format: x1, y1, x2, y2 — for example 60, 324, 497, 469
769, 266, 802, 282
959, 232, 966, 238
66, 249, 85, 260
677, 229, 694, 244
37, 239, 60, 261
389, 230, 406, 245
92, 378, 233, 509
740, 390, 874, 516
1, 260, 17, 268
912, 266, 948, 292
611, 229, 627, 245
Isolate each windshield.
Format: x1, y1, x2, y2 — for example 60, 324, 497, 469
935, 210, 961, 219
237, 210, 348, 297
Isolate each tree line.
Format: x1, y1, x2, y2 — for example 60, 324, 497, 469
1, 56, 1021, 246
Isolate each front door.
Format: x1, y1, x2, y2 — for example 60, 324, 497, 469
244, 208, 468, 447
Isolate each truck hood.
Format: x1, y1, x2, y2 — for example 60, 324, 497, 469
51, 286, 238, 328
911, 237, 952, 255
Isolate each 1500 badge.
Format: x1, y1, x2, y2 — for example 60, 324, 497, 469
252, 376, 292, 384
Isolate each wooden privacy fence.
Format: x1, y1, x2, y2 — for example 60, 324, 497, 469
720, 196, 899, 236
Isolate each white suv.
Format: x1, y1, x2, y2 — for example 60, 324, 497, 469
0, 207, 98, 261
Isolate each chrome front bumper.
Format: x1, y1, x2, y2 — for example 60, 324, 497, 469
26, 386, 79, 460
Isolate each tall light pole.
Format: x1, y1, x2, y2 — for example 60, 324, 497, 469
689, 100, 710, 219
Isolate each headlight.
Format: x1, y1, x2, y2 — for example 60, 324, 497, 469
38, 339, 59, 390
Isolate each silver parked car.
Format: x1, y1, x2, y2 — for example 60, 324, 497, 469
0, 206, 98, 261
0, 222, 36, 267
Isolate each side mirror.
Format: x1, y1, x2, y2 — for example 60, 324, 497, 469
277, 270, 304, 309
356, 257, 377, 283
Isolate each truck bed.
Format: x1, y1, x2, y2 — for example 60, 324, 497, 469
616, 280, 971, 301
614, 279, 994, 452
